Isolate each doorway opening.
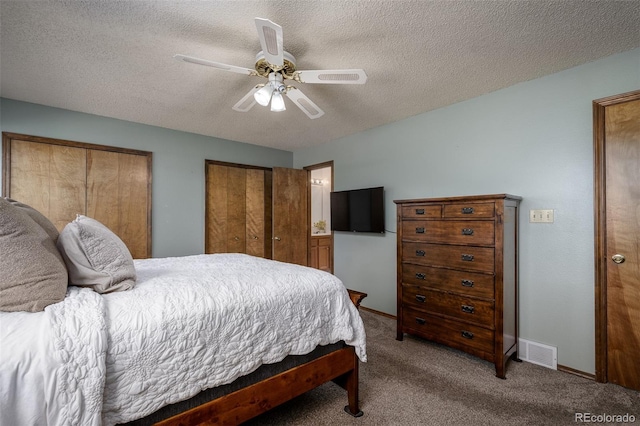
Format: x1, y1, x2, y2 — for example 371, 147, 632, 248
305, 161, 334, 273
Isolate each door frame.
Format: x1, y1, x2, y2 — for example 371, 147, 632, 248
304, 161, 334, 273
593, 89, 640, 383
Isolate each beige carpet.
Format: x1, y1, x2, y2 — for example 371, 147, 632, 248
246, 310, 639, 425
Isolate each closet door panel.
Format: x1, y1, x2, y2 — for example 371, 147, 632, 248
206, 163, 248, 254
9, 139, 86, 231
227, 166, 247, 253
87, 150, 150, 259
263, 170, 273, 259
116, 152, 150, 259
87, 150, 119, 230
246, 169, 266, 257
206, 164, 229, 254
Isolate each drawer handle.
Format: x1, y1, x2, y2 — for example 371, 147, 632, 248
416, 250, 426, 257
415, 273, 426, 280
461, 330, 474, 339
462, 228, 474, 236
461, 305, 475, 314
461, 279, 474, 287
461, 207, 475, 214
416, 317, 426, 325
415, 208, 425, 215
461, 254, 474, 262
415, 227, 425, 234
415, 294, 426, 303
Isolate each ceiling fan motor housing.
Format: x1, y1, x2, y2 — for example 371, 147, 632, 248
255, 50, 297, 78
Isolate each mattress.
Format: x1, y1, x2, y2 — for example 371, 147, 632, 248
0, 253, 367, 426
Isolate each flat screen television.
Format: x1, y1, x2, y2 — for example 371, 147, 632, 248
330, 186, 384, 233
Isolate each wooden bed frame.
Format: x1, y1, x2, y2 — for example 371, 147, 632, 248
156, 290, 367, 425
156, 346, 361, 425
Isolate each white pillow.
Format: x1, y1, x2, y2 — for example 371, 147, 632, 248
57, 215, 136, 293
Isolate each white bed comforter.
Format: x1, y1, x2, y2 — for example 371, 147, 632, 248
0, 286, 107, 426
0, 253, 367, 426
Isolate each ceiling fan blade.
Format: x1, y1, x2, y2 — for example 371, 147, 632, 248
285, 87, 325, 119
255, 18, 284, 67
232, 86, 260, 112
174, 54, 255, 76
294, 69, 368, 84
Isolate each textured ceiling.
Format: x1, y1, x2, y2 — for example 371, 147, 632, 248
1, 1, 639, 151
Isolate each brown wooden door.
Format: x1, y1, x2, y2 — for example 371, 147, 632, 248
205, 162, 274, 257
245, 168, 272, 258
272, 167, 309, 265
3, 134, 153, 258
595, 91, 640, 391
7, 139, 86, 231
206, 163, 247, 254
87, 150, 150, 259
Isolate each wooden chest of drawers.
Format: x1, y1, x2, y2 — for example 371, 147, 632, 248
394, 194, 521, 378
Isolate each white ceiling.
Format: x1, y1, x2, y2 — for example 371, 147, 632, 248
1, 1, 639, 151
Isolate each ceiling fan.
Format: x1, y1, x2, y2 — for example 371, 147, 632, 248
174, 18, 367, 119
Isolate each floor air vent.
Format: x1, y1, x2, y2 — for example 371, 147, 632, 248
518, 338, 557, 370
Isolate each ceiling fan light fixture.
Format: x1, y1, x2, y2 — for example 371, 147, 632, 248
254, 84, 273, 106
176, 18, 366, 119
270, 91, 286, 112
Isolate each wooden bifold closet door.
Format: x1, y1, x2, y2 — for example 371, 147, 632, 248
5, 137, 86, 231
205, 161, 273, 258
86, 150, 151, 260
205, 161, 308, 266
2, 133, 152, 259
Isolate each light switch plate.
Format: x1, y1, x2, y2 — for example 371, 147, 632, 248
530, 209, 554, 223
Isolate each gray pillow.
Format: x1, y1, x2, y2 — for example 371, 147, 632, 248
0, 198, 68, 312
4, 197, 60, 242
57, 215, 136, 293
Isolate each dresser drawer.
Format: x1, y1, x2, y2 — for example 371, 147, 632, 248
401, 204, 442, 219
444, 202, 494, 218
402, 220, 494, 246
402, 264, 494, 298
402, 286, 494, 326
402, 242, 494, 272
402, 308, 495, 357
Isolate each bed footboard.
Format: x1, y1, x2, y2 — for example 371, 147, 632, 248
156, 346, 361, 425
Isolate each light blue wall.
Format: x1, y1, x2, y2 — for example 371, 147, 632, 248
0, 99, 293, 257
293, 48, 640, 374
2, 49, 637, 373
